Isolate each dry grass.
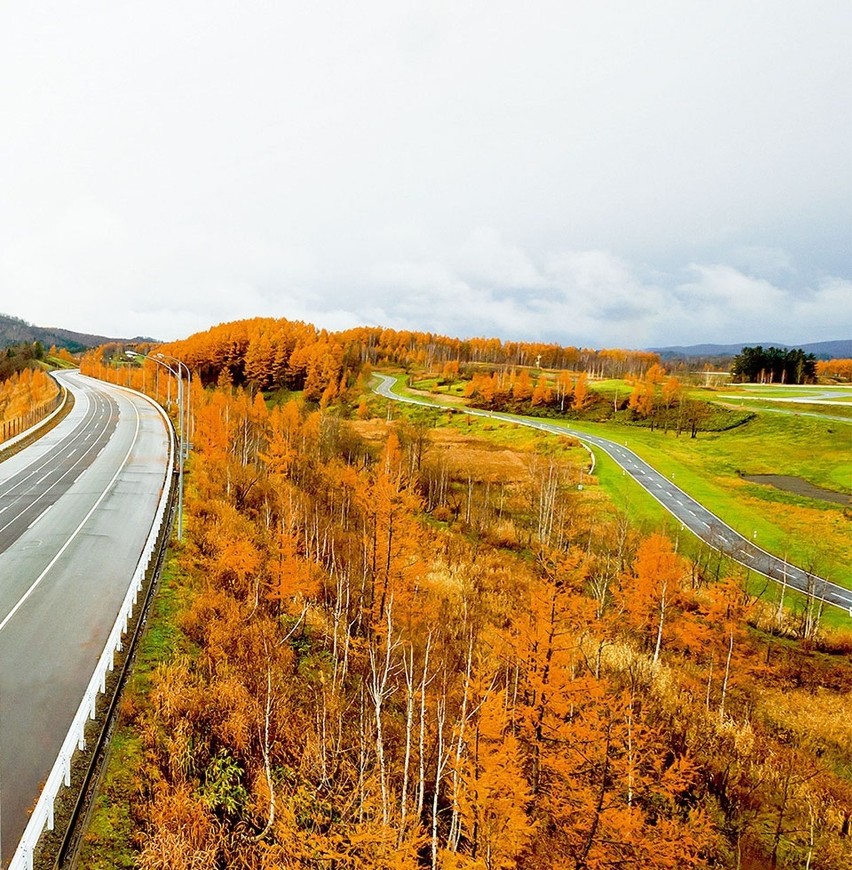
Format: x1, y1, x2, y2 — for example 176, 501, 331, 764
350, 420, 533, 483
349, 419, 394, 442
758, 687, 852, 776
425, 429, 531, 482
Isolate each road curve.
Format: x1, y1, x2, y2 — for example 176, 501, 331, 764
373, 374, 852, 614
0, 371, 171, 865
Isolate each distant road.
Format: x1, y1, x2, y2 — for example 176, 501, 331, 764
0, 371, 170, 864
373, 374, 852, 614
720, 404, 852, 425
724, 385, 852, 406
716, 395, 852, 425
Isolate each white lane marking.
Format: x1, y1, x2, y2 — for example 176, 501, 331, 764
0, 389, 96, 500
0, 399, 141, 633
0, 404, 116, 537
0, 382, 112, 510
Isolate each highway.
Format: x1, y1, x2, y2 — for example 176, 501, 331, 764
373, 374, 852, 614
0, 371, 170, 865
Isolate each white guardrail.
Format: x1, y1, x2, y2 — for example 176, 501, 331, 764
9, 383, 175, 870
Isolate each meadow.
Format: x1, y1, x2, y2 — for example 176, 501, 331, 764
388, 373, 852, 602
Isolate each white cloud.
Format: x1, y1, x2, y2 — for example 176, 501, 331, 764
0, 1, 848, 347
453, 228, 547, 293
345, 243, 849, 348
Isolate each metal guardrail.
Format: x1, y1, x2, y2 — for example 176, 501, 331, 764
8, 382, 175, 870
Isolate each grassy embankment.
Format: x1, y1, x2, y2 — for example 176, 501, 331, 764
77, 551, 194, 869
45, 354, 79, 370
714, 383, 852, 420
382, 373, 852, 627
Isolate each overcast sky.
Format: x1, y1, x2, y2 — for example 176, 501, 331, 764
1, 1, 849, 348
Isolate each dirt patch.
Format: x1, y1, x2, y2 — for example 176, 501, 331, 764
349, 419, 393, 443
426, 429, 530, 482
743, 474, 851, 507
349, 420, 531, 483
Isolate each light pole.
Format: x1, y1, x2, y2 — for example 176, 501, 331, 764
154, 352, 192, 460
126, 351, 185, 540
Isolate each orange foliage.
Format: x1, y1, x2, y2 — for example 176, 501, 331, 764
0, 368, 60, 440
572, 371, 590, 410
817, 358, 852, 381
79, 322, 852, 870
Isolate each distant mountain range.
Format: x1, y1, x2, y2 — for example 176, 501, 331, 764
0, 313, 157, 353
649, 339, 852, 360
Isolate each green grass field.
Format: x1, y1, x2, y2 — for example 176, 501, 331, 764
77, 551, 196, 868
727, 384, 852, 397
380, 373, 852, 598
45, 355, 78, 370
716, 397, 852, 420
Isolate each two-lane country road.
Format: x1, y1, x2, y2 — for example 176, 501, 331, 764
0, 371, 171, 865
373, 374, 852, 614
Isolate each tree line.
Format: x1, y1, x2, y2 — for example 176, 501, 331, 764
97, 318, 662, 397
455, 364, 750, 437
0, 351, 60, 443
816, 358, 852, 381
730, 346, 817, 384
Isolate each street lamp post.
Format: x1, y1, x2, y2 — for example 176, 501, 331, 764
154, 352, 192, 460
126, 351, 186, 540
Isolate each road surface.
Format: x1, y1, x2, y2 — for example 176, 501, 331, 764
722, 386, 852, 407
373, 374, 852, 614
0, 371, 170, 865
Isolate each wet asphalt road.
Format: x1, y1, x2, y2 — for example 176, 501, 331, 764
0, 372, 170, 866
373, 374, 852, 615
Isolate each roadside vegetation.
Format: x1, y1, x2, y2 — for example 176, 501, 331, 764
448, 364, 754, 436
77, 552, 195, 869
76, 318, 852, 870
0, 342, 62, 443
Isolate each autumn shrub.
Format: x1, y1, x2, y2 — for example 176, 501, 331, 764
0, 365, 59, 437
816, 629, 852, 656
430, 504, 452, 523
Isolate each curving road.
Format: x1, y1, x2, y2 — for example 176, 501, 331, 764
373, 374, 852, 614
0, 371, 171, 865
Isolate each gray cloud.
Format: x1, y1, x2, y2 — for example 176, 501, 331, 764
0, 1, 848, 346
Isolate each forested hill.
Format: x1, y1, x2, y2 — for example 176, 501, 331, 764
0, 312, 155, 353
150, 317, 661, 399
